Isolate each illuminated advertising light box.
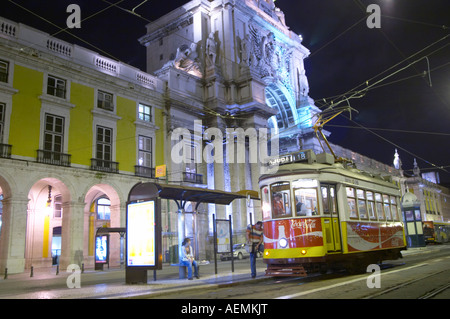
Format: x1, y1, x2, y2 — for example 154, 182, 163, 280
126, 200, 161, 268
95, 235, 108, 264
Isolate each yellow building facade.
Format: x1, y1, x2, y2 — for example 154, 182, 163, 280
0, 17, 166, 274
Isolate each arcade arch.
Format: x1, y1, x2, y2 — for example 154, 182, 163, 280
25, 177, 71, 269
84, 184, 123, 268
265, 82, 298, 135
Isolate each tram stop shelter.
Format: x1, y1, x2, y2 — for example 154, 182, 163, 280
126, 182, 259, 284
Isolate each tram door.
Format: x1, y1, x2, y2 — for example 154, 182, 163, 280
321, 184, 341, 252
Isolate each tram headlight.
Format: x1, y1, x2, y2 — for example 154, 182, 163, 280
279, 238, 288, 249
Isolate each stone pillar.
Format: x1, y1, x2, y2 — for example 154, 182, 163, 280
0, 195, 28, 274
59, 200, 85, 270
108, 203, 123, 267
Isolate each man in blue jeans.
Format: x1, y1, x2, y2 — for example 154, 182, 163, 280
246, 221, 263, 278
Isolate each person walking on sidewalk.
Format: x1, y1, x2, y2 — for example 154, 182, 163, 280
246, 221, 264, 278
180, 238, 199, 280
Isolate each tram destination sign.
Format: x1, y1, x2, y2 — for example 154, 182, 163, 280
268, 150, 314, 167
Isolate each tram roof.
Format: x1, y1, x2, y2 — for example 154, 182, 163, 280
128, 182, 259, 205
261, 161, 398, 189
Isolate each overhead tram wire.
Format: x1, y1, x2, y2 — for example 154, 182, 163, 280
308, 15, 367, 59
340, 112, 450, 175
353, 0, 449, 105
283, 38, 450, 176
7, 0, 126, 62
314, 59, 450, 109
50, 0, 127, 39
314, 34, 450, 110
9, 0, 448, 118
6, 1, 448, 177
326, 125, 450, 137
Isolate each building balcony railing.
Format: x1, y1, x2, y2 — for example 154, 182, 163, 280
135, 165, 155, 179
0, 143, 12, 158
0, 16, 164, 92
90, 158, 119, 174
36, 149, 71, 167
183, 172, 204, 184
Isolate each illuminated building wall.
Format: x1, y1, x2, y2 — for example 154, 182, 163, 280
139, 0, 326, 259
0, 16, 166, 274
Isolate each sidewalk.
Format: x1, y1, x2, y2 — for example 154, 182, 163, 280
0, 258, 269, 299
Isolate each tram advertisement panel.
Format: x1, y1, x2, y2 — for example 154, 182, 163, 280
346, 222, 405, 252
127, 201, 157, 267
264, 217, 323, 249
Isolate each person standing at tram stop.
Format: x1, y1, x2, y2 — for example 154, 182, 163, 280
180, 238, 200, 280
246, 221, 264, 278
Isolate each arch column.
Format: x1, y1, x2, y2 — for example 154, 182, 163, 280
59, 200, 85, 270
0, 195, 29, 274
108, 203, 124, 267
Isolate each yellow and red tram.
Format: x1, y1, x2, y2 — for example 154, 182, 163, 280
260, 151, 407, 275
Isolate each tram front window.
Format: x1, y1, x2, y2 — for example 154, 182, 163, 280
271, 182, 292, 218
294, 188, 318, 217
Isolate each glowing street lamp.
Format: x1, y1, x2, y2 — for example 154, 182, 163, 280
44, 185, 52, 216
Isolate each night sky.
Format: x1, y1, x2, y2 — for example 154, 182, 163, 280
2, 0, 449, 182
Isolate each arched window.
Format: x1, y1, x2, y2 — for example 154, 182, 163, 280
265, 83, 297, 134
96, 197, 111, 220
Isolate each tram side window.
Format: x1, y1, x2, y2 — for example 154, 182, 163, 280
391, 197, 399, 221
357, 189, 368, 219
367, 191, 377, 220
346, 187, 358, 219
271, 182, 292, 218
294, 188, 319, 216
261, 186, 271, 221
375, 193, 385, 220
383, 195, 392, 220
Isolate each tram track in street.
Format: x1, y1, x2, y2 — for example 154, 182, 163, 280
147, 247, 450, 299
419, 283, 450, 299
362, 255, 450, 299
363, 268, 448, 299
